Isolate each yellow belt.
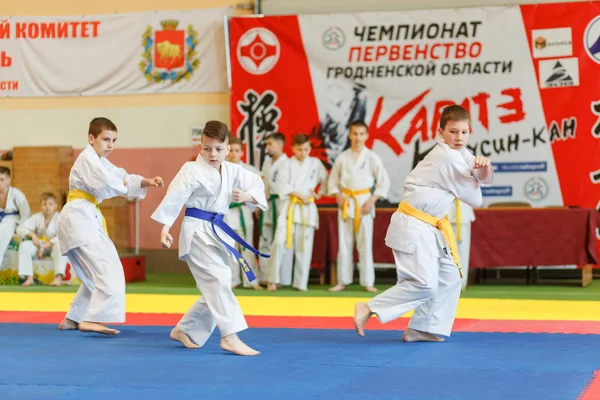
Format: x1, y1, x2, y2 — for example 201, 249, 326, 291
67, 190, 108, 234
286, 195, 315, 249
455, 199, 461, 241
398, 200, 463, 278
341, 187, 372, 233
38, 235, 50, 242
445, 198, 462, 241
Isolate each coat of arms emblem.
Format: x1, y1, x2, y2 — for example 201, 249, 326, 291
140, 19, 200, 82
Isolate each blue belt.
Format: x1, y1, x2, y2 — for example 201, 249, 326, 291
184, 208, 270, 282
0, 211, 18, 222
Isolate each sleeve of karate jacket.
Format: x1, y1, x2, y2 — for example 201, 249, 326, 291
327, 156, 342, 196
275, 162, 293, 199
16, 213, 37, 238
234, 166, 268, 212
104, 158, 147, 200
438, 151, 484, 209
460, 148, 494, 185
151, 163, 200, 227
79, 153, 129, 200
15, 189, 31, 222
316, 160, 329, 197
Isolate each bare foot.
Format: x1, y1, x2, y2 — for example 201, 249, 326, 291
329, 284, 346, 292
220, 334, 260, 356
78, 321, 120, 335
402, 328, 445, 342
295, 287, 307, 292
58, 318, 78, 330
353, 302, 373, 337
267, 282, 277, 292
231, 284, 239, 289
251, 285, 263, 291
50, 276, 63, 286
170, 327, 200, 349
21, 276, 34, 287
365, 286, 378, 293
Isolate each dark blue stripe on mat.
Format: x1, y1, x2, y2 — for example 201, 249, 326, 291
0, 324, 598, 400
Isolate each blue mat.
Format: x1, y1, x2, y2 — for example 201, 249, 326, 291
0, 324, 598, 400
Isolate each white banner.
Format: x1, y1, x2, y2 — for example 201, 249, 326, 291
229, 5, 600, 209
0, 7, 231, 97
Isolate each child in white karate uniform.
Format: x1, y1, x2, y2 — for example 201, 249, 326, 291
18, 192, 69, 287
58, 117, 163, 335
224, 136, 262, 290
328, 120, 390, 293
152, 120, 269, 356
258, 132, 291, 286
354, 105, 494, 342
0, 166, 30, 265
266, 134, 328, 292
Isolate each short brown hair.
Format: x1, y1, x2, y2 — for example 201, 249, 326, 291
349, 120, 368, 131
40, 192, 56, 202
440, 105, 471, 130
202, 121, 229, 143
265, 132, 285, 144
89, 117, 117, 138
0, 166, 10, 177
228, 134, 243, 147
292, 134, 310, 146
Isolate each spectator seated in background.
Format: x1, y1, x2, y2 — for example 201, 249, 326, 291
17, 192, 69, 286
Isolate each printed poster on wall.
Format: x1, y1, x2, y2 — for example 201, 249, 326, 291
0, 7, 230, 97
228, 2, 600, 222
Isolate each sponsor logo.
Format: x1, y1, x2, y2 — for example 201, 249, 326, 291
493, 162, 547, 173
482, 186, 513, 197
534, 36, 547, 49
538, 57, 579, 89
524, 177, 548, 201
140, 19, 200, 82
323, 27, 345, 50
237, 28, 280, 75
532, 28, 572, 58
584, 16, 600, 64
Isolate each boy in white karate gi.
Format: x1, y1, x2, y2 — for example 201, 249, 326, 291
225, 136, 262, 290
447, 200, 475, 291
259, 132, 291, 286
0, 166, 30, 265
354, 105, 494, 342
266, 134, 328, 292
18, 192, 69, 287
58, 117, 163, 335
328, 120, 390, 293
152, 120, 268, 356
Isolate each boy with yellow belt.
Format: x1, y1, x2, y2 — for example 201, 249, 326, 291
328, 120, 390, 293
354, 105, 493, 342
57, 117, 163, 335
266, 134, 327, 292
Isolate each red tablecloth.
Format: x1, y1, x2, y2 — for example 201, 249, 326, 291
469, 208, 600, 268
313, 207, 600, 269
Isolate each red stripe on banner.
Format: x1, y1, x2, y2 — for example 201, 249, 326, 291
3, 311, 600, 334
228, 16, 322, 167
520, 3, 600, 258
